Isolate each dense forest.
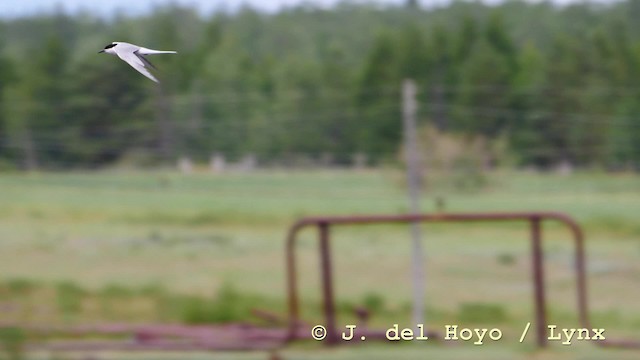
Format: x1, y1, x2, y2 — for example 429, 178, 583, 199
1, 0, 640, 170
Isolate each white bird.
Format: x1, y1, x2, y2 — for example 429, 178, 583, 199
99, 42, 177, 83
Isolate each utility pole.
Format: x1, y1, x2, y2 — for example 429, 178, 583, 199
402, 79, 425, 330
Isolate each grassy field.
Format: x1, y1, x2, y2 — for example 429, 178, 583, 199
0, 169, 638, 359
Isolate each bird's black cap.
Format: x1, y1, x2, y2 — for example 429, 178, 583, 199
98, 43, 116, 53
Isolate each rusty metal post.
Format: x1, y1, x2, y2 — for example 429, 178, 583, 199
530, 217, 547, 347
285, 223, 300, 342
318, 222, 338, 344
573, 225, 589, 330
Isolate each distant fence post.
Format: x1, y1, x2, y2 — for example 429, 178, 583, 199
402, 79, 425, 330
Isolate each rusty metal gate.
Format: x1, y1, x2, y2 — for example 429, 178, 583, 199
284, 212, 639, 349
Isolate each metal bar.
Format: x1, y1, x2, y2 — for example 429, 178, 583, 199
573, 224, 590, 330
285, 222, 305, 341
284, 212, 578, 226
25, 339, 281, 352
530, 217, 547, 347
318, 222, 338, 344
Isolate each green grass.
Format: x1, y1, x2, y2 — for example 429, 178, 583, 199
0, 169, 638, 358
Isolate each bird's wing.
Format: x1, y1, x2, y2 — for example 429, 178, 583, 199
115, 48, 159, 83
135, 51, 157, 70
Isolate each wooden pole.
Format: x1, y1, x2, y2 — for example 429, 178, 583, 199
402, 79, 425, 330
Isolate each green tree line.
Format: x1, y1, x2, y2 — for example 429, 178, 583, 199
1, 0, 640, 170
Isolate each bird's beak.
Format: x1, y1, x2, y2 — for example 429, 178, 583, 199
98, 50, 105, 53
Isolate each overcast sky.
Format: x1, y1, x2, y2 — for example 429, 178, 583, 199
0, 0, 612, 19
1, 0, 411, 18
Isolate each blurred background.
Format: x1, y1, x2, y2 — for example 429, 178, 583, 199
0, 0, 639, 359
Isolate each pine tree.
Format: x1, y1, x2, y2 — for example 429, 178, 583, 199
356, 32, 402, 161
0, 29, 16, 165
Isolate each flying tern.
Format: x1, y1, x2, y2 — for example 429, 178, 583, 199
99, 42, 177, 83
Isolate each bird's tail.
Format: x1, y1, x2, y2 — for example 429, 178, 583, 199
138, 48, 178, 55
